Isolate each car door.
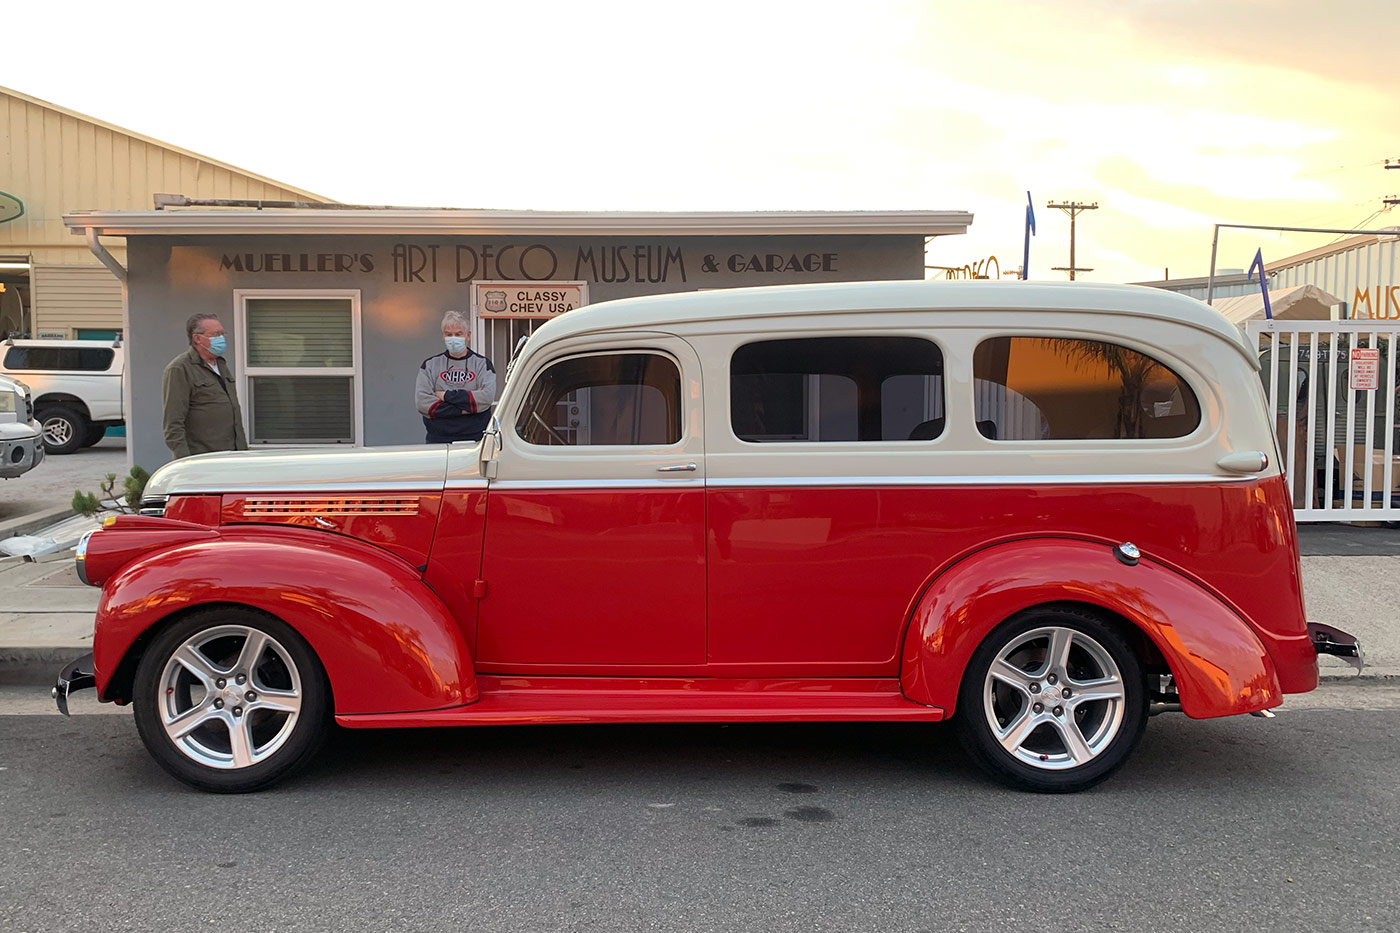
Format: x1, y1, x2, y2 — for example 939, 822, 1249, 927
475, 334, 706, 668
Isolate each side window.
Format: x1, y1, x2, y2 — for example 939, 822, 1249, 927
973, 336, 1201, 440
3, 347, 113, 371
731, 337, 944, 442
516, 352, 682, 447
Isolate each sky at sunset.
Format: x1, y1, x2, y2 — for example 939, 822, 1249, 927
5, 0, 1397, 283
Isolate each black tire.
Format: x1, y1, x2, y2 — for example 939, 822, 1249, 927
37, 406, 86, 455
132, 607, 331, 793
956, 607, 1148, 793
80, 423, 107, 447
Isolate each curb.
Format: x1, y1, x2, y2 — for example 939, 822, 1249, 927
0, 646, 85, 686
0, 506, 76, 541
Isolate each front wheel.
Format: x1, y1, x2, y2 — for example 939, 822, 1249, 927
38, 406, 85, 455
956, 608, 1148, 793
132, 608, 330, 792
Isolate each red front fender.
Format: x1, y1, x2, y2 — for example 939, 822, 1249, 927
93, 526, 477, 715
900, 538, 1305, 719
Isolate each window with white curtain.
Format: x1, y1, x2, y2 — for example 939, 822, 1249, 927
236, 293, 361, 445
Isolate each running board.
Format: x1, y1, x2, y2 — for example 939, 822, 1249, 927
336, 676, 946, 729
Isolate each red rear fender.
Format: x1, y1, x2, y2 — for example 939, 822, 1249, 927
900, 538, 1301, 719
94, 525, 476, 715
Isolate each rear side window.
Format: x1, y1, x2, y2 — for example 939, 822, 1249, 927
973, 336, 1200, 440
3, 346, 114, 372
516, 352, 681, 446
731, 337, 944, 442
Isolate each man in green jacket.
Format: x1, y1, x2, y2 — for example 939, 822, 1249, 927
162, 313, 248, 459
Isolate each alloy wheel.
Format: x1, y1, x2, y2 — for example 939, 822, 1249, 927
981, 625, 1127, 771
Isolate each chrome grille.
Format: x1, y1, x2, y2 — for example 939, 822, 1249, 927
242, 497, 421, 517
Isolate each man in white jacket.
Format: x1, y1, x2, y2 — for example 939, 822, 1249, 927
414, 310, 497, 443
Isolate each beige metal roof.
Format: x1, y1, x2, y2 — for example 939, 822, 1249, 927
1, 85, 331, 204
63, 208, 973, 238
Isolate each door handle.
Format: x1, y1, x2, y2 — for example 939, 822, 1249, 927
657, 462, 697, 473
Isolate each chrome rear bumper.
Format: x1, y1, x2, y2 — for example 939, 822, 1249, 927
1308, 622, 1364, 673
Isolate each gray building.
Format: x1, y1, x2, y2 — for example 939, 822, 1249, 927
61, 207, 972, 470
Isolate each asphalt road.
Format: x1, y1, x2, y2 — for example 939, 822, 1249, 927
2, 685, 1398, 933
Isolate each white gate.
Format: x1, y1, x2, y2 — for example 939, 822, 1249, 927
1246, 319, 1400, 522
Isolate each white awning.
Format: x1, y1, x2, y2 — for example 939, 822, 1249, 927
1214, 284, 1342, 324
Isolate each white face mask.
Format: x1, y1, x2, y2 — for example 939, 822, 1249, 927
444, 336, 467, 355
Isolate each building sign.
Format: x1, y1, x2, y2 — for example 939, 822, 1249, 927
470, 281, 588, 319
1350, 347, 1380, 390
0, 191, 23, 225
1353, 285, 1400, 319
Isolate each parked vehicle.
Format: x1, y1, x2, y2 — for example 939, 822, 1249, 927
54, 281, 1361, 793
0, 338, 124, 454
0, 373, 44, 478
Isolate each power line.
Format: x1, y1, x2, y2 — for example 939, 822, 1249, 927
1046, 201, 1098, 281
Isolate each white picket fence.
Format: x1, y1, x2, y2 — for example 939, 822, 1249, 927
1246, 319, 1400, 522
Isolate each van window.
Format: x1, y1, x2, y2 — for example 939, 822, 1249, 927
973, 337, 1200, 440
731, 337, 944, 442
4, 346, 114, 372
516, 352, 681, 446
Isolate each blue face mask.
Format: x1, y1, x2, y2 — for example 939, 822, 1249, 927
207, 335, 227, 356
444, 336, 467, 356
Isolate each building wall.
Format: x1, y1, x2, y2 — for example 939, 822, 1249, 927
30, 264, 125, 336
1271, 238, 1400, 320
126, 233, 926, 469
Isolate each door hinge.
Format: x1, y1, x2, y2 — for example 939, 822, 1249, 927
472, 579, 488, 599
483, 459, 498, 480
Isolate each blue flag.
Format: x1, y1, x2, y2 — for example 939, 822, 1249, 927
1248, 248, 1272, 320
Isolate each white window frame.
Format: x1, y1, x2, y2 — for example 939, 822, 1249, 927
233, 289, 364, 447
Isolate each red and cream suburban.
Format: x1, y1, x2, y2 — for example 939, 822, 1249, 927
55, 281, 1361, 793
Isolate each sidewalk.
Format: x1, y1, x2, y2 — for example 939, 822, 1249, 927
0, 531, 1395, 687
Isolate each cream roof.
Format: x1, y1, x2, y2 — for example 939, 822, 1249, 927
526, 279, 1256, 362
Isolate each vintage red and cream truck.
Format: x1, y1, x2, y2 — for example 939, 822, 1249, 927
54, 281, 1361, 793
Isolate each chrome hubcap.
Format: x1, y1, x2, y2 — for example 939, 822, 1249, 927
158, 625, 302, 769
983, 626, 1126, 771
42, 417, 72, 447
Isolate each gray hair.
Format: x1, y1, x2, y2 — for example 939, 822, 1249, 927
186, 313, 220, 345
441, 310, 468, 330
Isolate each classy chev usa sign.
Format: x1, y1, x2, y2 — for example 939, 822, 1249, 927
470, 281, 588, 319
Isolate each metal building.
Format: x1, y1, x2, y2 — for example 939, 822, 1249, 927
0, 85, 327, 339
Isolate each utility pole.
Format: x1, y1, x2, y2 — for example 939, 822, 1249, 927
1047, 200, 1098, 280
1385, 160, 1400, 209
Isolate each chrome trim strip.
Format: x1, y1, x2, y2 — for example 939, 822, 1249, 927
488, 478, 706, 490
164, 481, 443, 494
704, 473, 1253, 488
444, 480, 490, 490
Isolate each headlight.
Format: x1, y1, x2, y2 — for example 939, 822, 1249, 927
0, 390, 14, 414
75, 530, 96, 586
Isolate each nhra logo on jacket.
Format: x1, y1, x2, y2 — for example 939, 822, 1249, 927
440, 370, 475, 384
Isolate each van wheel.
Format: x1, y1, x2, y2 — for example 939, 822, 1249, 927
81, 424, 107, 447
957, 608, 1147, 793
132, 608, 330, 793
38, 407, 85, 455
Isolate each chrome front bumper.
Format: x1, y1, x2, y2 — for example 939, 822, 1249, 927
1308, 622, 1365, 674
52, 653, 96, 716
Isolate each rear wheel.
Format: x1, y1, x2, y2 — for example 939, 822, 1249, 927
38, 406, 85, 455
132, 608, 330, 793
957, 608, 1148, 793
80, 423, 107, 447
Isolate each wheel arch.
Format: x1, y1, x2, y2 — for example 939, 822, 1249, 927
34, 394, 91, 419
899, 537, 1282, 720
93, 531, 478, 715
